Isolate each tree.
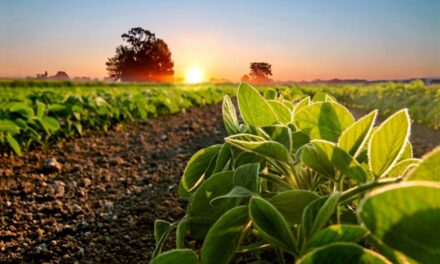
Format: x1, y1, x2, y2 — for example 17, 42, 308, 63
248, 62, 272, 84
240, 74, 250, 82
106, 27, 174, 82
51, 71, 70, 80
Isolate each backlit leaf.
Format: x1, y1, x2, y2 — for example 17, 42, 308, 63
294, 102, 355, 142
358, 182, 440, 264
237, 83, 278, 127
338, 110, 377, 157
368, 109, 410, 178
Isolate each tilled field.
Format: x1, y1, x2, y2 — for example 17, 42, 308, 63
1, 104, 439, 263
0, 104, 225, 263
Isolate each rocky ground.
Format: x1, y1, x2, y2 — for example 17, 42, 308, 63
1, 103, 439, 263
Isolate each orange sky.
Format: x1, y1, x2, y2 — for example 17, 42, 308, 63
0, 1, 439, 81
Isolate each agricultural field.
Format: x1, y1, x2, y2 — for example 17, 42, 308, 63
1, 81, 439, 263
2, 1, 439, 263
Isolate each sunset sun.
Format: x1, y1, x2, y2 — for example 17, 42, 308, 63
185, 68, 204, 84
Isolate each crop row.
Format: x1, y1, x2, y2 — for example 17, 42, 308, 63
0, 83, 235, 156
298, 80, 440, 129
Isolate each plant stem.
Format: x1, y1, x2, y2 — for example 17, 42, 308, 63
275, 249, 286, 264
260, 173, 294, 190
339, 177, 402, 203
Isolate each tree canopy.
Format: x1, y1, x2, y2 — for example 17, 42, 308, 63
249, 62, 272, 84
106, 27, 174, 82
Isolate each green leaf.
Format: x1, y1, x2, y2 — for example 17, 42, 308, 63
292, 96, 310, 117
180, 145, 222, 194
222, 95, 240, 135
226, 134, 292, 163
304, 225, 368, 252
36, 101, 46, 119
294, 102, 355, 142
338, 110, 377, 157
300, 144, 334, 178
384, 158, 421, 178
358, 182, 440, 264
398, 141, 413, 161
237, 83, 278, 127
213, 143, 232, 173
269, 190, 320, 225
292, 131, 310, 153
309, 140, 367, 182
249, 197, 297, 253
40, 116, 60, 133
188, 171, 235, 239
312, 92, 330, 102
233, 163, 260, 192
264, 89, 277, 100
267, 100, 291, 124
302, 193, 341, 241
150, 249, 198, 264
0, 119, 21, 133
297, 242, 390, 264
6, 134, 22, 156
176, 219, 188, 249
201, 206, 249, 264
260, 125, 292, 152
233, 152, 264, 169
10, 102, 34, 118
153, 220, 172, 257
406, 146, 440, 182
210, 186, 255, 206
368, 109, 410, 178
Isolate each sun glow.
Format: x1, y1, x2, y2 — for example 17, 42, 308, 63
185, 68, 204, 84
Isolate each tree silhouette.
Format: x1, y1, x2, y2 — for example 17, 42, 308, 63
240, 74, 250, 82
106, 27, 174, 82
51, 71, 70, 80
248, 62, 272, 84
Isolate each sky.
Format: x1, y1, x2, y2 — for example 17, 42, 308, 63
0, 0, 439, 81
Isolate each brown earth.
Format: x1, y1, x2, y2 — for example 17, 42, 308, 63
0, 104, 225, 263
1, 104, 439, 264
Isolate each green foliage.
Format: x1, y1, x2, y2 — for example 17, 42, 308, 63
0, 82, 236, 156
150, 249, 198, 264
368, 109, 410, 178
237, 82, 278, 127
152, 82, 439, 263
358, 182, 440, 263
200, 206, 249, 264
294, 101, 355, 142
297, 243, 391, 264
298, 81, 440, 129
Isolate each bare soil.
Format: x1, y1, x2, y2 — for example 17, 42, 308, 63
1, 104, 439, 263
1, 104, 225, 263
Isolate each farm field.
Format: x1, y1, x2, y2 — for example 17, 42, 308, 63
1, 81, 440, 263
2, 1, 439, 263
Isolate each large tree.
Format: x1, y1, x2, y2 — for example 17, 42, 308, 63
106, 27, 174, 82
248, 62, 272, 84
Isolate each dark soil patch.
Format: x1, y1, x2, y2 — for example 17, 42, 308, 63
0, 104, 225, 263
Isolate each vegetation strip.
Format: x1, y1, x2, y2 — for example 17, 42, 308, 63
0, 81, 234, 156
